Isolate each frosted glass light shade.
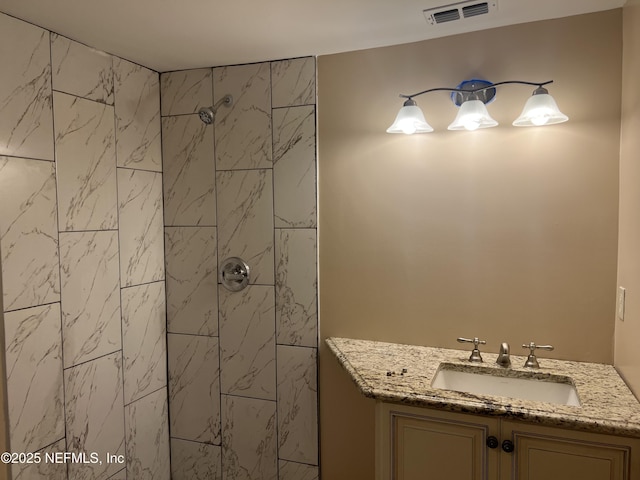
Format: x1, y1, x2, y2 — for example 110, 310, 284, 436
386, 101, 434, 134
447, 99, 498, 131
513, 92, 568, 127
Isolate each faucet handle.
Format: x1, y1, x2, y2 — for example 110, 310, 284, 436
522, 342, 554, 368
522, 342, 554, 352
457, 337, 487, 345
457, 337, 486, 363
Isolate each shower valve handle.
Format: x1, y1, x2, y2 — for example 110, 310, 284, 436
224, 270, 247, 282
219, 257, 250, 292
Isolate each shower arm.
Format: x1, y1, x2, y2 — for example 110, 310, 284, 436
213, 94, 233, 112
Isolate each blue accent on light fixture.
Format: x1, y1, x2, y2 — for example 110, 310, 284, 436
450, 79, 496, 106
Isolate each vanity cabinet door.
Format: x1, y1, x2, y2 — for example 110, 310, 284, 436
376, 403, 500, 480
500, 420, 640, 480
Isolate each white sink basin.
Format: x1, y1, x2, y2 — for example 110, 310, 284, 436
431, 364, 580, 407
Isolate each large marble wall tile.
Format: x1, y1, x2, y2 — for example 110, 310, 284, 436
60, 231, 121, 368
213, 63, 272, 170
276, 229, 317, 347
12, 438, 67, 480
277, 345, 318, 465
51, 33, 113, 104
65, 352, 125, 480
125, 387, 170, 480
171, 439, 222, 480
217, 169, 274, 285
221, 395, 277, 480
165, 227, 217, 336
219, 285, 276, 400
279, 460, 319, 480
160, 69, 212, 116
122, 281, 167, 404
273, 106, 316, 228
0, 14, 53, 161
271, 57, 316, 108
4, 304, 64, 452
108, 469, 127, 480
54, 92, 117, 231
162, 115, 216, 226
118, 169, 164, 287
114, 58, 162, 172
0, 157, 59, 311
168, 334, 221, 444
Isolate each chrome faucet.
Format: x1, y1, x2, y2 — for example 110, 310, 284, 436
522, 342, 554, 368
457, 337, 486, 363
496, 342, 511, 368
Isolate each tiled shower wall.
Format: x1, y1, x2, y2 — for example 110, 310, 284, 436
160, 58, 318, 479
0, 12, 170, 480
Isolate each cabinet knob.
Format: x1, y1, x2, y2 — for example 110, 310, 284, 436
486, 436, 499, 449
502, 439, 515, 453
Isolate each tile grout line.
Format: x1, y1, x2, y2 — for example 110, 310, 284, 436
47, 27, 72, 480
158, 67, 175, 480
212, 64, 225, 478
269, 59, 282, 480
112, 55, 130, 480
313, 56, 322, 474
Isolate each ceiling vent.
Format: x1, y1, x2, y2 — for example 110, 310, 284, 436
423, 0, 497, 26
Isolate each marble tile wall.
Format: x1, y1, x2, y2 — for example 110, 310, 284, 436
64, 352, 125, 480
121, 281, 167, 404
165, 226, 218, 335
0, 14, 53, 161
124, 387, 170, 478
11, 439, 68, 480
213, 63, 272, 170
219, 286, 276, 400
277, 345, 318, 465
53, 92, 117, 232
59, 231, 120, 368
168, 334, 221, 444
222, 395, 278, 479
273, 105, 316, 228
4, 304, 64, 453
0, 157, 59, 312
170, 438, 222, 480
217, 168, 275, 285
162, 56, 318, 479
0, 12, 168, 480
162, 115, 216, 226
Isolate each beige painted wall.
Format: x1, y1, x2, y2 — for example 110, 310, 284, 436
615, 1, 640, 395
318, 10, 622, 480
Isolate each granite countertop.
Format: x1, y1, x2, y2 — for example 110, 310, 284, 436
326, 337, 640, 437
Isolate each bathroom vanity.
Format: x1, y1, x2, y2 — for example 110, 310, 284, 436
326, 337, 640, 480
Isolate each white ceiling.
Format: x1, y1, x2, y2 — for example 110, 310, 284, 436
0, 0, 626, 72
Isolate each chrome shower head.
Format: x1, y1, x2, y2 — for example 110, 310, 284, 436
197, 94, 233, 125
198, 107, 215, 125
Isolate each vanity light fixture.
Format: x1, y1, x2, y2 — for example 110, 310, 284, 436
386, 79, 568, 134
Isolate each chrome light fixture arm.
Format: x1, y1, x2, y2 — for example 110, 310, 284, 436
398, 80, 554, 101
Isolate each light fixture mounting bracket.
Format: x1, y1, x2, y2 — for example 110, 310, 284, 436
451, 79, 496, 106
